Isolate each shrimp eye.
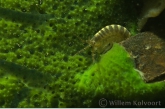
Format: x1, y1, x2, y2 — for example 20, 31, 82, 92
90, 40, 95, 45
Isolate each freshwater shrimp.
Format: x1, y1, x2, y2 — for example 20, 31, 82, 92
75, 24, 131, 62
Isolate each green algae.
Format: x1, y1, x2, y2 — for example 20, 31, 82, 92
0, 0, 163, 108
75, 43, 165, 107
0, 7, 53, 24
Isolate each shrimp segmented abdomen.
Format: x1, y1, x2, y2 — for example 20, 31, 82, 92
75, 24, 131, 62
92, 24, 131, 54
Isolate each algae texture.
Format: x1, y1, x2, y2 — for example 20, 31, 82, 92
0, 0, 164, 108
75, 43, 165, 107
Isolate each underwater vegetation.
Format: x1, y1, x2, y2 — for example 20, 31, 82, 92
0, 7, 53, 25
0, 0, 165, 108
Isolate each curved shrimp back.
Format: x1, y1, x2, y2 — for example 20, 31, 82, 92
75, 24, 131, 62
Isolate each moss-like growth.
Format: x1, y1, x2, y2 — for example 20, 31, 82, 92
75, 43, 165, 107
0, 0, 163, 108
0, 72, 26, 107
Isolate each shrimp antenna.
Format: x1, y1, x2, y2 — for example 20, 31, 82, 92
74, 35, 92, 55
74, 45, 91, 55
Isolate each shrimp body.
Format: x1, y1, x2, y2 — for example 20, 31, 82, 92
75, 24, 131, 62
91, 24, 131, 54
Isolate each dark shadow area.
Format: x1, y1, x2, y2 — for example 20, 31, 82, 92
141, 9, 165, 39
0, 59, 53, 88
